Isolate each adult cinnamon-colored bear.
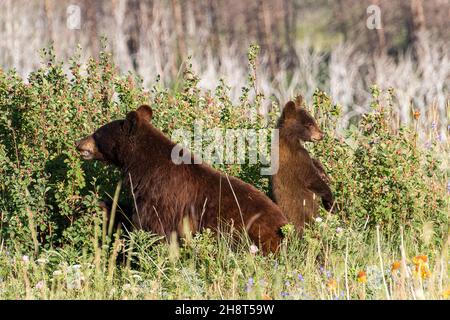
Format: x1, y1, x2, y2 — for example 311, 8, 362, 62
76, 105, 287, 253
271, 96, 334, 234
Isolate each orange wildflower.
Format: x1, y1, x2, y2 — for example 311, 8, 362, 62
413, 111, 421, 120
261, 293, 272, 300
412, 255, 431, 279
391, 261, 401, 272
357, 271, 367, 284
412, 255, 427, 265
327, 279, 338, 291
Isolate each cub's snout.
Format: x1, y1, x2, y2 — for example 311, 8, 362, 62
310, 128, 324, 142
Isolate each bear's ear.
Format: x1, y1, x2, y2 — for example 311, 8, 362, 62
124, 111, 140, 136
136, 104, 153, 122
282, 101, 297, 119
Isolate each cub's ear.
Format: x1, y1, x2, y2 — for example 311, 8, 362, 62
282, 101, 297, 119
136, 104, 153, 122
124, 111, 140, 135
294, 95, 304, 108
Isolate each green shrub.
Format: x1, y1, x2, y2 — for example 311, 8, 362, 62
308, 87, 448, 245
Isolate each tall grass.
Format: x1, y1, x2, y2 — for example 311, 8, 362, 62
1, 215, 449, 299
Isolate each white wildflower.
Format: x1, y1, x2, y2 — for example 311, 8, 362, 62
123, 284, 132, 291
53, 270, 63, 276
414, 288, 425, 300
249, 244, 259, 255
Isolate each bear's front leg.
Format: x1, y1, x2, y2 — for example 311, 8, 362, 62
307, 174, 335, 213
99, 199, 134, 231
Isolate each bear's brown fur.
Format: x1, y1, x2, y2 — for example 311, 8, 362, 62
271, 96, 334, 233
76, 105, 288, 253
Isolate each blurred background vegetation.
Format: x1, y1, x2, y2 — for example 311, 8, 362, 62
1, 0, 449, 132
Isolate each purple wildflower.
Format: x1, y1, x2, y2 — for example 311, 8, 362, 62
246, 278, 254, 292
298, 274, 304, 281
35, 281, 45, 290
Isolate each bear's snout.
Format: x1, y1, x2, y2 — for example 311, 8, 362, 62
76, 135, 97, 160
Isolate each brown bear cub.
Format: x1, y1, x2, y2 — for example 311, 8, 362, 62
76, 105, 288, 253
271, 96, 334, 234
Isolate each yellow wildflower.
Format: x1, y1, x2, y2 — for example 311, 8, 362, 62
442, 289, 450, 299
412, 255, 431, 279
414, 263, 431, 279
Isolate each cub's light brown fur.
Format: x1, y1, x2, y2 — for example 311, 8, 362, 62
272, 96, 334, 233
